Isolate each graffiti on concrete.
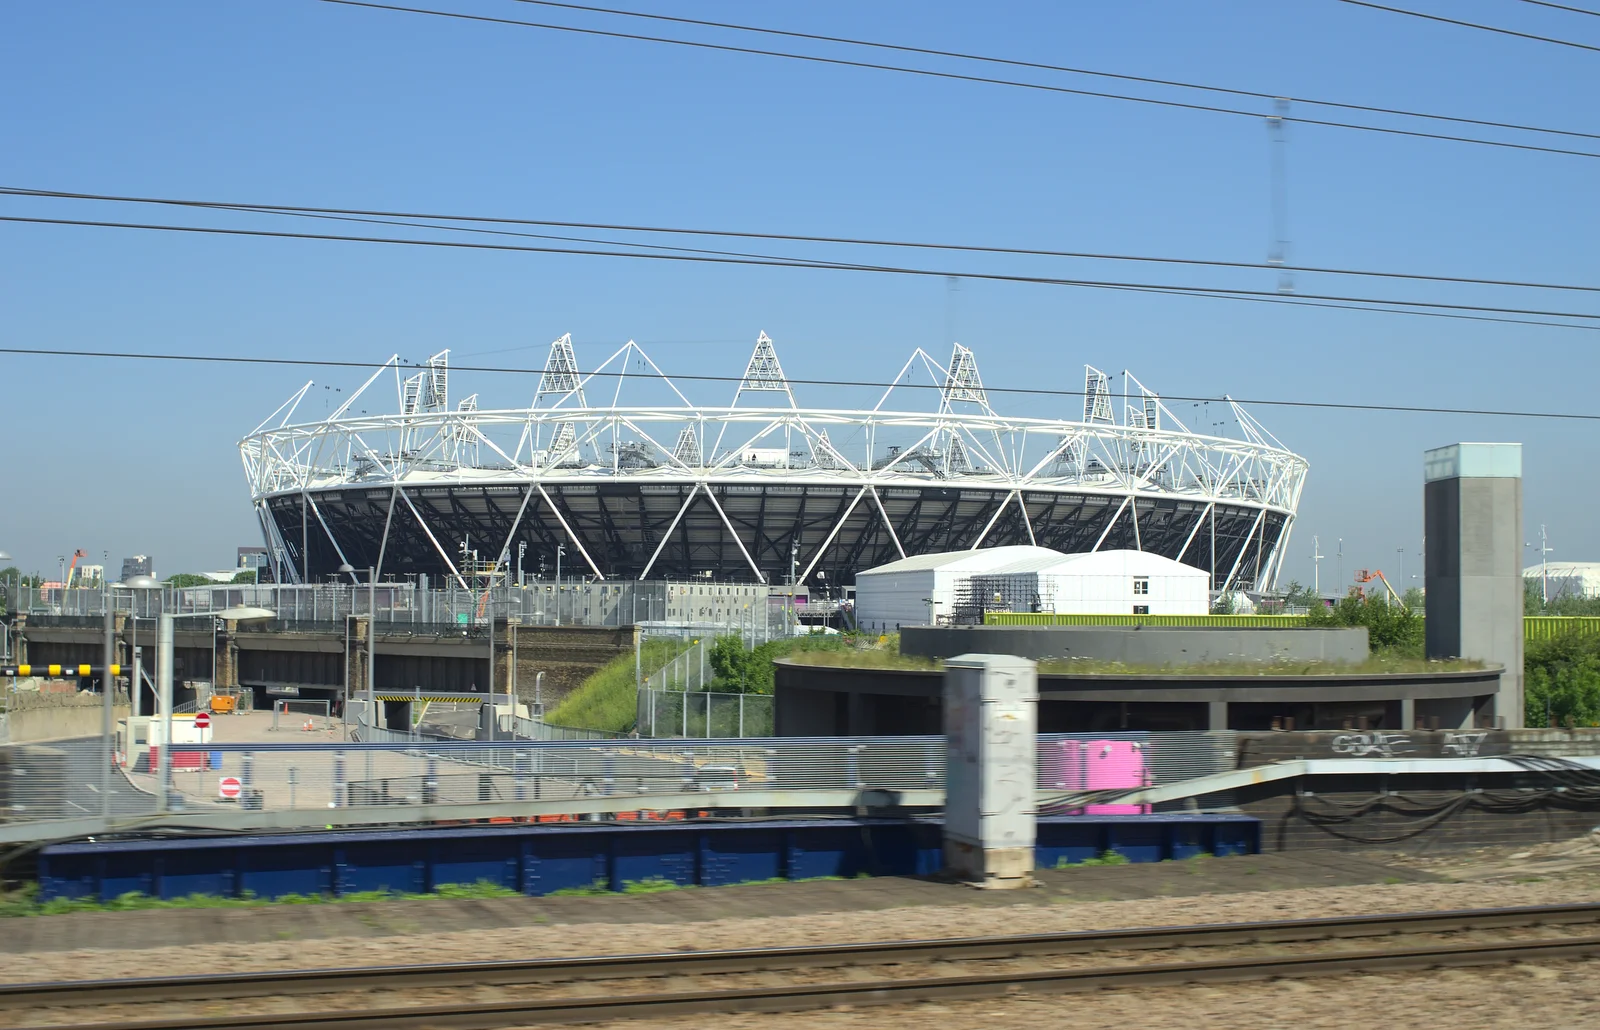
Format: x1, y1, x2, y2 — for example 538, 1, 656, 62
1330, 732, 1413, 758
1442, 731, 1491, 758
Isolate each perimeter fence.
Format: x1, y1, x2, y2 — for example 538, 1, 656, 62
0, 731, 1239, 838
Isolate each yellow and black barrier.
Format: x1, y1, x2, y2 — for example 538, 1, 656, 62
1, 664, 121, 678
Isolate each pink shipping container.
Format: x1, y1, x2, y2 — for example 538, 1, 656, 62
1043, 739, 1151, 815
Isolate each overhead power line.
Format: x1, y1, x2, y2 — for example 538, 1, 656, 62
1514, 0, 1600, 16
1337, 0, 1600, 52
8, 183, 1600, 295
508, 0, 1600, 142
7, 211, 1600, 325
313, 0, 1600, 161
3, 345, 1597, 422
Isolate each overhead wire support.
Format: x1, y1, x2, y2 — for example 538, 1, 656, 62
1267, 98, 1293, 295
313, 0, 1600, 160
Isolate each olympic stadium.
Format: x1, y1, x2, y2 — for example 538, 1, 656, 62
240, 335, 1307, 591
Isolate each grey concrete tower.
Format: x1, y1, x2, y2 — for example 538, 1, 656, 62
1423, 443, 1523, 728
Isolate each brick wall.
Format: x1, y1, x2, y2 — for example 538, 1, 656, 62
502, 624, 637, 710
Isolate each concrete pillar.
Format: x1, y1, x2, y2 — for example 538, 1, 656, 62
1400, 697, 1415, 731
943, 653, 1037, 889
1207, 700, 1228, 731
846, 691, 869, 735
1424, 443, 1524, 728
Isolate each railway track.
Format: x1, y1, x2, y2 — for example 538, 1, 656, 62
11, 902, 1600, 1029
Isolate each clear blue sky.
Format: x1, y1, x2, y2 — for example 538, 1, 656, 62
2, 0, 1596, 588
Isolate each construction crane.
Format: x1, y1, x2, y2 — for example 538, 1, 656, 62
1353, 569, 1405, 607
62, 550, 88, 589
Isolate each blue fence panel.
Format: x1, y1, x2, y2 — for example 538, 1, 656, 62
700, 827, 783, 886
431, 837, 520, 892
524, 831, 609, 895
36, 814, 1261, 901
611, 827, 698, 889
240, 843, 333, 899
337, 838, 428, 895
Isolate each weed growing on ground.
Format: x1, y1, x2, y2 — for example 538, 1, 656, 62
0, 879, 522, 916
621, 878, 682, 895
1053, 850, 1129, 869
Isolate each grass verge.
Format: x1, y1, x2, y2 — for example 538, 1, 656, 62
546, 637, 692, 732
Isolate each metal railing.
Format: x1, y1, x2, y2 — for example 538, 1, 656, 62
637, 689, 774, 738
643, 638, 711, 693
0, 730, 1240, 841
17, 582, 799, 638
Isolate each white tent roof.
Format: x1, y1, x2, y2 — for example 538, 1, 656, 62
857, 545, 1067, 577
1524, 562, 1600, 575
858, 546, 1208, 579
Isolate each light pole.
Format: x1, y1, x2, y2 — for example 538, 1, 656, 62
554, 543, 565, 627
339, 564, 378, 733
114, 575, 160, 720
156, 605, 274, 812
0, 551, 11, 663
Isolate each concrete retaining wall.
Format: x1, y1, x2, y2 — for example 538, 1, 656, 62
900, 625, 1369, 664
4, 691, 130, 743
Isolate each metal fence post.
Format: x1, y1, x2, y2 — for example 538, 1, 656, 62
334, 750, 346, 807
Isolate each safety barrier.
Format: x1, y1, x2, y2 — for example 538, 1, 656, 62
994, 613, 1600, 643
0, 731, 1238, 843
986, 613, 1312, 628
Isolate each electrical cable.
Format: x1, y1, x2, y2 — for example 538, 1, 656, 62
1336, 0, 1600, 52
314, 0, 1600, 161
9, 183, 1600, 296
1514, 0, 1600, 15
508, 0, 1600, 142
7, 212, 1600, 325
7, 345, 1600, 423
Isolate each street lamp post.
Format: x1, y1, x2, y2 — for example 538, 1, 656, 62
338, 564, 378, 734
554, 543, 564, 626
0, 551, 11, 663
156, 605, 274, 812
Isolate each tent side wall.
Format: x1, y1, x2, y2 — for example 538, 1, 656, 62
855, 568, 937, 632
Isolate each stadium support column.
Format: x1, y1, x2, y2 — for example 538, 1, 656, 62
1424, 443, 1523, 728
943, 653, 1037, 889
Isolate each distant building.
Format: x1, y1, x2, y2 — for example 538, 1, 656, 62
1524, 562, 1600, 601
237, 547, 268, 570
120, 555, 152, 581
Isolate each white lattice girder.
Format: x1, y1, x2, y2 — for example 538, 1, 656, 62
242, 337, 1308, 585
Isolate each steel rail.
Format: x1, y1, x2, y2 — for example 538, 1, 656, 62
8, 903, 1600, 1011
19, 933, 1600, 1029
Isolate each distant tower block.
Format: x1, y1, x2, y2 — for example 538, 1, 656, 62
1424, 443, 1524, 729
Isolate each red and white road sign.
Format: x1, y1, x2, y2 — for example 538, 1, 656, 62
218, 776, 242, 800
194, 711, 212, 730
